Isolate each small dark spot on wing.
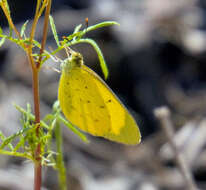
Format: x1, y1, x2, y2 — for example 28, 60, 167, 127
94, 119, 99, 122
87, 100, 91, 103
99, 105, 105, 109
71, 105, 76, 110
107, 99, 112, 103
85, 86, 88, 89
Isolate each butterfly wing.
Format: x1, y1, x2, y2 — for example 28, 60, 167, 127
58, 65, 141, 145
58, 66, 111, 137
82, 65, 141, 145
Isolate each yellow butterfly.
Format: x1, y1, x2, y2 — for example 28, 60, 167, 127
58, 49, 141, 145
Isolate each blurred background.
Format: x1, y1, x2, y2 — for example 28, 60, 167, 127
1, 0, 206, 189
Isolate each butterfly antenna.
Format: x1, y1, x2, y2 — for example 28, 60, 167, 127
43, 65, 61, 73
64, 46, 74, 57
48, 46, 62, 62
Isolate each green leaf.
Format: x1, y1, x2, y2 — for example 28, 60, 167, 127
0, 149, 33, 160
0, 131, 13, 150
73, 24, 82, 33
0, 131, 5, 141
63, 32, 82, 42
83, 21, 119, 35
58, 115, 89, 143
0, 128, 30, 149
20, 20, 29, 37
43, 114, 55, 122
0, 37, 5, 47
0, 26, 3, 34
41, 20, 118, 70
49, 100, 89, 143
52, 100, 61, 113
14, 104, 50, 130
71, 38, 109, 79
49, 15, 60, 47
13, 136, 25, 151
72, 24, 82, 41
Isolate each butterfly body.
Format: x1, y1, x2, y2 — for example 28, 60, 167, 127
58, 51, 141, 145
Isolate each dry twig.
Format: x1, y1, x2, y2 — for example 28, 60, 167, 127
154, 106, 198, 190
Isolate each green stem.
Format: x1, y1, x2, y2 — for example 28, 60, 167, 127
55, 121, 67, 190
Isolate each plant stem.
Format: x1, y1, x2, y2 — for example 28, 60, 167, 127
0, 3, 21, 39
33, 1, 52, 189
37, 0, 52, 68
32, 70, 40, 137
55, 121, 67, 190
32, 69, 42, 190
34, 146, 42, 190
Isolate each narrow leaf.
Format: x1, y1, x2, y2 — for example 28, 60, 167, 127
83, 21, 119, 35
72, 24, 82, 41
0, 26, 3, 34
14, 104, 50, 129
49, 15, 60, 47
58, 115, 89, 143
0, 37, 5, 47
63, 32, 82, 42
0, 149, 33, 160
20, 20, 29, 37
73, 24, 82, 34
13, 137, 25, 151
71, 38, 109, 79
0, 128, 30, 149
0, 131, 13, 150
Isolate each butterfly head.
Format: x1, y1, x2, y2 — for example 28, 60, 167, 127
62, 51, 83, 72
70, 52, 83, 67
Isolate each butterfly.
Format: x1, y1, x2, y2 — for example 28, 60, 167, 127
58, 49, 141, 145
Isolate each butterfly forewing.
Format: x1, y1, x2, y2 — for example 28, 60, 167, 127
58, 66, 111, 136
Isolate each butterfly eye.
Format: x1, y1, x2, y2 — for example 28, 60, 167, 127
70, 52, 83, 67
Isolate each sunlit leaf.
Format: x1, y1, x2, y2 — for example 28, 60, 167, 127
20, 20, 29, 37
49, 15, 60, 47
